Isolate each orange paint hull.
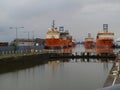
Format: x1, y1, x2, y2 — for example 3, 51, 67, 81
95, 39, 114, 55
46, 39, 61, 47
96, 39, 114, 48
96, 48, 113, 55
85, 41, 94, 49
45, 39, 74, 48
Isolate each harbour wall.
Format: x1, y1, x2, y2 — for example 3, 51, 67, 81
0, 49, 117, 74
0, 53, 49, 74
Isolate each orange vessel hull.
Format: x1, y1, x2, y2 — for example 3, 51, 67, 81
95, 24, 114, 55
96, 38, 114, 48
85, 41, 94, 49
96, 47, 113, 55
96, 24, 114, 48
45, 21, 75, 49
46, 39, 61, 47
84, 35, 94, 49
45, 39, 74, 48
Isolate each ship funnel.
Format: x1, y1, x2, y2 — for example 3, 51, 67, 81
59, 26, 64, 32
103, 24, 108, 32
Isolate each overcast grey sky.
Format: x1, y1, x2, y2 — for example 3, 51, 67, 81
0, 0, 120, 42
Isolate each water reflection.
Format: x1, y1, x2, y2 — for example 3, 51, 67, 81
0, 45, 114, 90
0, 59, 113, 90
61, 47, 74, 53
48, 60, 61, 70
85, 48, 95, 53
84, 45, 115, 62
84, 45, 114, 56
96, 47, 114, 55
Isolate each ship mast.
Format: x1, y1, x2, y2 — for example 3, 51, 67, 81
51, 20, 55, 30
103, 24, 108, 32
88, 33, 91, 38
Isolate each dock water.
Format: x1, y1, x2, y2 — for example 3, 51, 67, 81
0, 48, 117, 74
0, 46, 119, 89
0, 47, 119, 86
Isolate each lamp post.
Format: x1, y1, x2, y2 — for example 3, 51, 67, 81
9, 27, 24, 39
24, 31, 34, 40
9, 27, 24, 51
32, 31, 34, 39
24, 31, 30, 39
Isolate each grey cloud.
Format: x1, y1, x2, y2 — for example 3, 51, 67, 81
0, 0, 120, 42
6, 0, 82, 20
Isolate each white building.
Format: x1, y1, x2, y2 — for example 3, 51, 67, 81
13, 39, 35, 46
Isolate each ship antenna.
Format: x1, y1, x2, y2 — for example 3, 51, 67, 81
88, 33, 91, 38
103, 24, 108, 32
52, 20, 55, 30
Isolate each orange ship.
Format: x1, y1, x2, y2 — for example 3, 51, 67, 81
96, 24, 114, 48
84, 33, 94, 49
96, 47, 114, 55
45, 20, 75, 49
